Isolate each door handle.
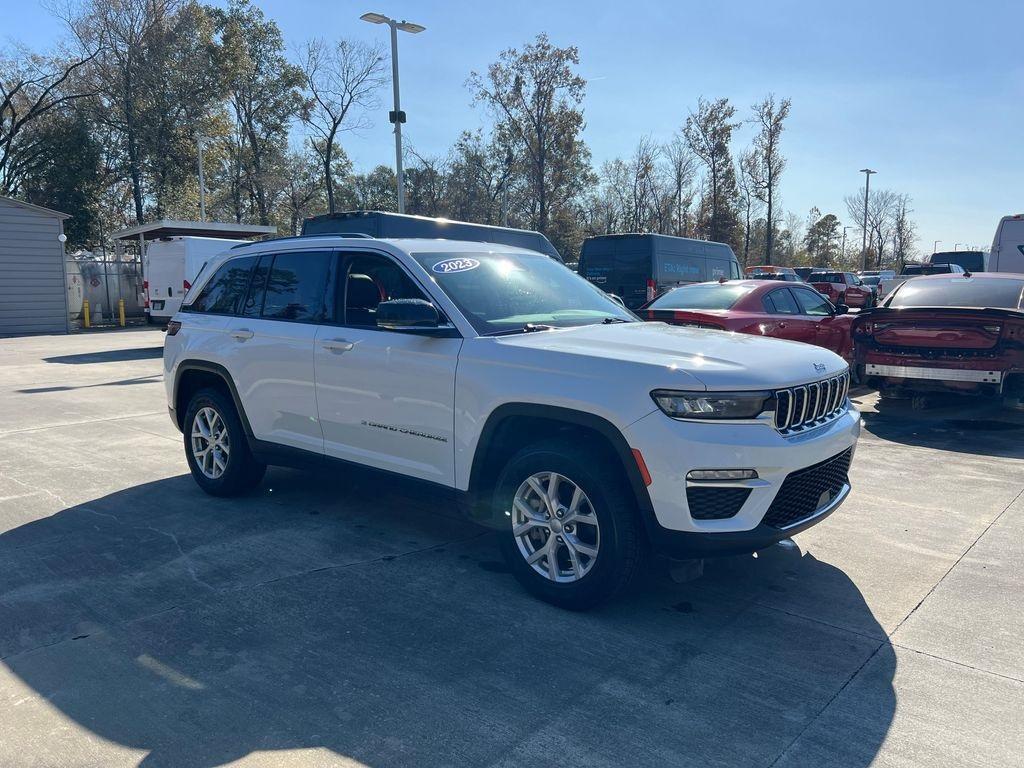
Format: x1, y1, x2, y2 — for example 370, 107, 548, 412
322, 338, 354, 353
778, 322, 787, 329
231, 329, 254, 341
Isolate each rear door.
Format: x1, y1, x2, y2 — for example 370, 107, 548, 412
762, 288, 816, 344
224, 249, 335, 454
314, 250, 462, 485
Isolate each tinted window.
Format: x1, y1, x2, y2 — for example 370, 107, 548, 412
241, 255, 271, 317
343, 253, 429, 327
793, 288, 833, 316
188, 256, 256, 315
814, 272, 845, 283
902, 264, 953, 276
647, 283, 756, 310
888, 277, 1024, 309
763, 289, 800, 314
262, 251, 333, 322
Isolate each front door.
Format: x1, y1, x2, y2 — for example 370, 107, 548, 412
792, 287, 845, 354
762, 287, 817, 344
314, 251, 462, 485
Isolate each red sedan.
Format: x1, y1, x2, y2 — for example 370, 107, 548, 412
642, 279, 855, 359
853, 272, 1024, 403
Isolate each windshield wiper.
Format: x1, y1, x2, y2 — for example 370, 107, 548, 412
484, 323, 556, 337
601, 316, 632, 324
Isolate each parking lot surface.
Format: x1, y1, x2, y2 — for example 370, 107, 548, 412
1, 329, 1022, 768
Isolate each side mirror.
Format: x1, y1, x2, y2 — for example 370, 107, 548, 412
834, 304, 850, 315
377, 298, 442, 330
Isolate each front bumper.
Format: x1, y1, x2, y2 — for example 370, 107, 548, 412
624, 406, 860, 556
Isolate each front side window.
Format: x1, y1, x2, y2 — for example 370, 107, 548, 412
793, 288, 833, 316
342, 253, 430, 327
412, 250, 635, 335
187, 255, 256, 315
262, 251, 333, 323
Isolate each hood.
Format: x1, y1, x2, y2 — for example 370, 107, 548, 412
495, 321, 847, 390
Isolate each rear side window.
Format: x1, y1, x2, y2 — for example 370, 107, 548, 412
262, 251, 334, 322
187, 256, 256, 315
241, 255, 271, 317
793, 288, 833, 316
763, 289, 800, 314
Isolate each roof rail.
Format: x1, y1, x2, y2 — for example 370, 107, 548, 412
230, 232, 375, 249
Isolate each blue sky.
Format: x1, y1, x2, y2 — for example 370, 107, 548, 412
7, 0, 1023, 253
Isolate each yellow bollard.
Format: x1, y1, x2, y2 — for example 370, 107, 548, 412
82, 299, 91, 329
118, 299, 126, 327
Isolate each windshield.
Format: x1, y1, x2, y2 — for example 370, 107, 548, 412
889, 277, 1024, 310
648, 283, 756, 310
902, 264, 951, 276
412, 251, 635, 335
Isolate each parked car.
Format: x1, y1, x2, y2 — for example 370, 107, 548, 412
857, 270, 897, 302
642, 280, 854, 360
578, 233, 741, 309
853, 272, 1024, 404
882, 262, 965, 301
808, 271, 874, 308
930, 251, 988, 272
989, 214, 1024, 273
744, 265, 802, 282
794, 267, 825, 282
165, 237, 859, 609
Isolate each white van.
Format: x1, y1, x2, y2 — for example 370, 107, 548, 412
989, 215, 1024, 274
145, 237, 247, 324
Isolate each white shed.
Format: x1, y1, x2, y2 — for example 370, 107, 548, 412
0, 196, 71, 335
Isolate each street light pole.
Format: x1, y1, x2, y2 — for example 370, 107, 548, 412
196, 135, 207, 222
859, 168, 876, 271
842, 226, 851, 267
360, 12, 425, 215
933, 240, 941, 254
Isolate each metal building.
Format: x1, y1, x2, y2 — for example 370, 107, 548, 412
0, 196, 71, 335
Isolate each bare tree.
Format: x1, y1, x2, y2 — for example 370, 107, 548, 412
748, 95, 791, 263
664, 134, 697, 237
0, 47, 98, 194
683, 97, 740, 244
737, 150, 763, 265
299, 38, 386, 213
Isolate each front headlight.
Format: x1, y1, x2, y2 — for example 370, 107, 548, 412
651, 390, 774, 420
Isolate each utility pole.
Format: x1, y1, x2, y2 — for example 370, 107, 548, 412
842, 226, 851, 267
197, 135, 207, 222
859, 168, 876, 271
360, 13, 425, 215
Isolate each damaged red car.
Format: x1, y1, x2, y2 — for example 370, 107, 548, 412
853, 273, 1024, 404
642, 279, 855, 359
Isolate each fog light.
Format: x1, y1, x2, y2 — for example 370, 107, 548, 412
686, 469, 759, 481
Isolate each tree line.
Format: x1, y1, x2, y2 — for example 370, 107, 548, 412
1, 1, 918, 267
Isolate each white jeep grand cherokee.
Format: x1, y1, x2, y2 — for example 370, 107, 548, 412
164, 236, 860, 609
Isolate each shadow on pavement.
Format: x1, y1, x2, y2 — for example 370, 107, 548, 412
43, 346, 164, 365
0, 471, 896, 767
859, 394, 1024, 459
17, 375, 163, 394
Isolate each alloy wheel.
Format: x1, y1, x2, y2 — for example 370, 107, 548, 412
512, 471, 601, 583
191, 406, 230, 479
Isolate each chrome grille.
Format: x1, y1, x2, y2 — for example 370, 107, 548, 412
773, 370, 850, 434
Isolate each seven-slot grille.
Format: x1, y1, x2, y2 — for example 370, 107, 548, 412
774, 370, 850, 434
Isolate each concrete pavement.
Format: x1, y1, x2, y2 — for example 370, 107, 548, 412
0, 329, 1022, 767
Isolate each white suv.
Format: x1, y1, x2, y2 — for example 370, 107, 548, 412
164, 236, 860, 609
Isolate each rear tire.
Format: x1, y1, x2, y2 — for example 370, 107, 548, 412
183, 387, 266, 497
494, 438, 645, 610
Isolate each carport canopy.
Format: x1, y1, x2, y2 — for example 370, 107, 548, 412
110, 220, 277, 242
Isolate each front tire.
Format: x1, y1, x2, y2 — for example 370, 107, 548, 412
494, 439, 645, 610
183, 388, 266, 496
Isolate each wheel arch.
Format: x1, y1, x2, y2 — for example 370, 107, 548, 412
173, 361, 253, 439
466, 403, 655, 529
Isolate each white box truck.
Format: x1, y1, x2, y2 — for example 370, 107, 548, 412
990, 214, 1024, 274
144, 237, 248, 324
